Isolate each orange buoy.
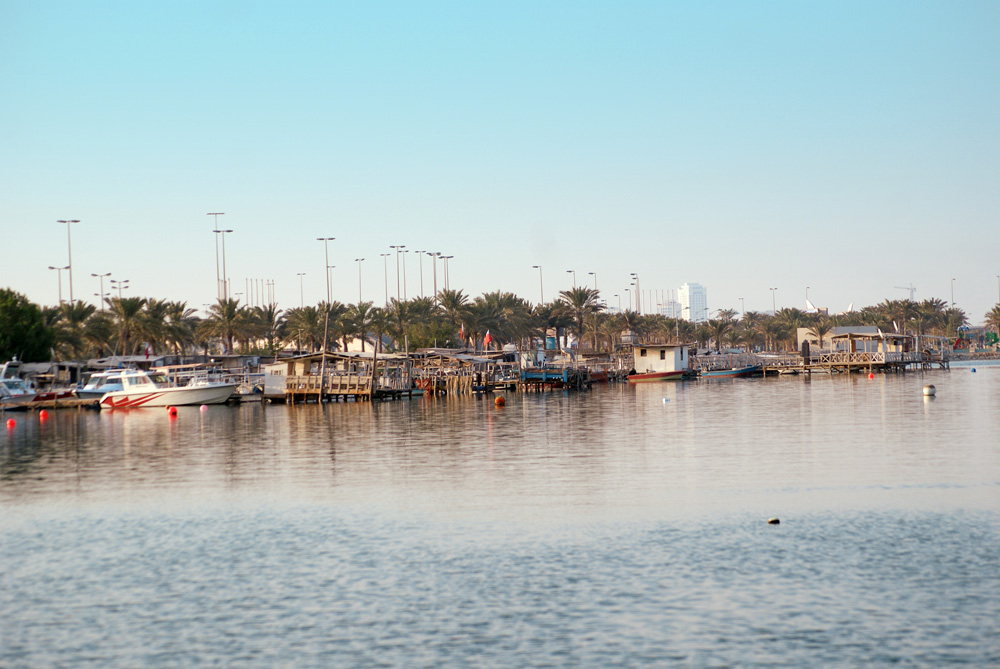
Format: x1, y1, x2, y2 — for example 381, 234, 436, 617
868, 372, 875, 379
38, 410, 49, 420
167, 406, 178, 416
494, 396, 505, 407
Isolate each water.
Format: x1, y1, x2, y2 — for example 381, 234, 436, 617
2, 365, 998, 666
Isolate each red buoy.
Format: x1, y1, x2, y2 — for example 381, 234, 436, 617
39, 410, 49, 420
6, 418, 15, 429
494, 396, 505, 407
167, 406, 178, 416
868, 372, 875, 379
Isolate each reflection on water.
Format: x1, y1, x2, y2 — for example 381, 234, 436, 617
2, 366, 999, 665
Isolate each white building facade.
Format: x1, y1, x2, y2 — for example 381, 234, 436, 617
679, 282, 708, 322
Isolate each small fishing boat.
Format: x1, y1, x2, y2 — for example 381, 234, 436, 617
0, 359, 36, 407
627, 370, 687, 383
700, 364, 762, 379
99, 369, 237, 409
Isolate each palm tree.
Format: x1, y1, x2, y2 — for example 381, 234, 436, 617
201, 298, 250, 353
107, 296, 148, 355
53, 301, 96, 360
985, 305, 1000, 337
706, 319, 734, 352
164, 301, 199, 355
252, 303, 283, 354
345, 301, 376, 351
806, 318, 834, 349
558, 287, 603, 350
437, 289, 470, 336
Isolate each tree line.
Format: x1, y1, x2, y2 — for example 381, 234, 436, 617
1, 286, 995, 363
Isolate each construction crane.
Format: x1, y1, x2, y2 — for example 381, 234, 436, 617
895, 283, 916, 300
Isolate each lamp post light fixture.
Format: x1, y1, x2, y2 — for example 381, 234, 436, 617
91, 272, 111, 311
402, 249, 409, 300
630, 272, 641, 313
739, 297, 745, 318
208, 213, 225, 299
297, 273, 306, 308
428, 252, 439, 301
111, 278, 130, 299
48, 265, 69, 305
355, 258, 365, 303
614, 294, 620, 311
769, 287, 778, 314
380, 253, 390, 304
588, 272, 597, 290
317, 237, 335, 303
566, 269, 576, 288
951, 278, 956, 307
532, 265, 544, 304
57, 219, 79, 303
414, 250, 425, 297
441, 256, 454, 290
806, 286, 810, 305
214, 229, 234, 300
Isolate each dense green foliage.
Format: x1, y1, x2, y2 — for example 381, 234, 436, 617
0, 288, 55, 361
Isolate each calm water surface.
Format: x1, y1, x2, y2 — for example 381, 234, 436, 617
2, 365, 998, 666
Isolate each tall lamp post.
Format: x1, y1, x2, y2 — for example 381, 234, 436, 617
532, 265, 544, 304
215, 229, 233, 300
588, 272, 597, 290
428, 252, 439, 300
566, 269, 576, 288
402, 249, 409, 300
805, 286, 810, 306
380, 253, 390, 304
92, 272, 111, 311
770, 287, 778, 314
297, 272, 306, 308
317, 237, 335, 303
389, 245, 405, 300
57, 219, 79, 303
208, 213, 225, 299
951, 278, 956, 307
355, 258, 365, 303
441, 255, 454, 290
414, 250, 424, 297
48, 265, 69, 305
739, 297, 745, 318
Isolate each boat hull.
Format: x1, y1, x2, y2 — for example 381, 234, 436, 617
700, 365, 762, 379
100, 384, 237, 409
627, 370, 686, 383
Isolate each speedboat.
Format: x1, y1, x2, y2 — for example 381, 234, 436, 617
99, 369, 237, 409
0, 359, 36, 407
77, 368, 130, 400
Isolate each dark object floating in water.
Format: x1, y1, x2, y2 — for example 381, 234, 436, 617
767, 518, 780, 525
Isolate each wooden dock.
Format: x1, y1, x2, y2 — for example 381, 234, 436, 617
758, 351, 948, 376
518, 367, 591, 391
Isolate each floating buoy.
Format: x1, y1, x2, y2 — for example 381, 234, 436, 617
767, 518, 780, 525
971, 368, 976, 373
38, 410, 49, 420
200, 404, 208, 411
6, 418, 15, 429
868, 372, 875, 379
494, 396, 505, 407
167, 406, 178, 416
923, 384, 936, 397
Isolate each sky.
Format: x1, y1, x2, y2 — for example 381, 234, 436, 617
2, 1, 999, 323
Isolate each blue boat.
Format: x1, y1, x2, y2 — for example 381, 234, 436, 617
700, 364, 762, 379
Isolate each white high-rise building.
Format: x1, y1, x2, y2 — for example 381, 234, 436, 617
679, 282, 708, 322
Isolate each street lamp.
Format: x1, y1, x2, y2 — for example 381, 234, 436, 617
402, 249, 409, 300
57, 219, 79, 303
111, 278, 130, 299
48, 265, 69, 305
566, 269, 576, 287
614, 294, 620, 311
389, 245, 405, 300
215, 229, 234, 300
532, 265, 544, 304
414, 250, 425, 297
317, 237, 335, 303
951, 278, 956, 307
769, 287, 778, 314
441, 255, 454, 289
91, 272, 111, 312
428, 252, 439, 300
588, 272, 597, 290
805, 286, 810, 305
739, 297, 745, 318
297, 272, 306, 308
380, 253, 390, 304
208, 213, 225, 298
631, 273, 641, 313
355, 258, 365, 303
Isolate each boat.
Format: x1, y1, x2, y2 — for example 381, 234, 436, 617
627, 370, 687, 383
627, 344, 692, 384
700, 364, 762, 379
0, 359, 37, 407
99, 369, 237, 409
76, 368, 131, 400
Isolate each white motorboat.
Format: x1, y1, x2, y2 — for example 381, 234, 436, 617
0, 359, 36, 407
77, 368, 130, 400
99, 369, 236, 409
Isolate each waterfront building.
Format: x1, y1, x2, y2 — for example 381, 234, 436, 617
679, 283, 708, 322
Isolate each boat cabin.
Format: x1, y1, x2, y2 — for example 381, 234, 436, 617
631, 344, 691, 375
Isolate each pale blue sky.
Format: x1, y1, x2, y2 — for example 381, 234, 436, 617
3, 1, 998, 321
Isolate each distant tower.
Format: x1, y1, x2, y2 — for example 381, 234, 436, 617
679, 282, 708, 322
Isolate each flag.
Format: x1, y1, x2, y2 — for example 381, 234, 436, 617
484, 330, 493, 346
145, 345, 150, 359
